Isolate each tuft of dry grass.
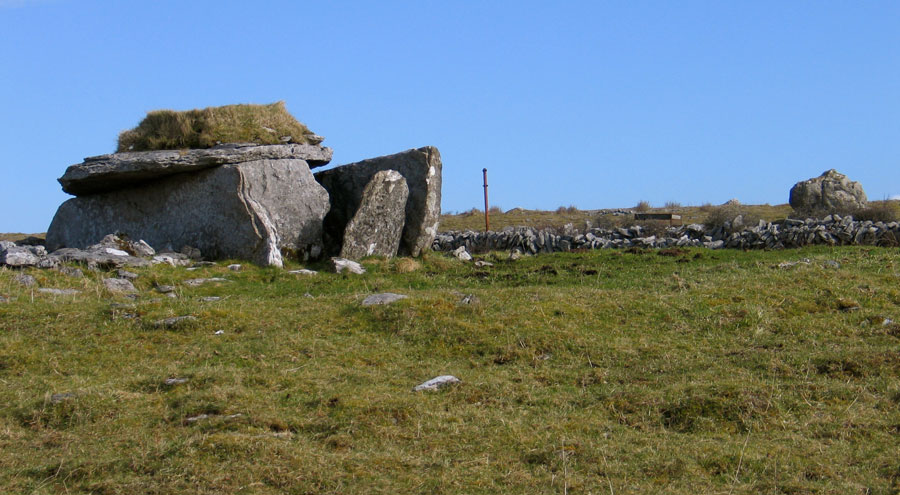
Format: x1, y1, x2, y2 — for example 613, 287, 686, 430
117, 101, 320, 152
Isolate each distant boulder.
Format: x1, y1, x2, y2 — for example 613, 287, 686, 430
790, 169, 867, 216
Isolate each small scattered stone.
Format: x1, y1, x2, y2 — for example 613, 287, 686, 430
183, 277, 229, 287
59, 266, 84, 278
200, 296, 221, 302
214, 330, 225, 335
117, 269, 139, 280
151, 254, 191, 267
288, 269, 317, 276
0, 295, 8, 303
304, 293, 314, 298
413, 375, 460, 392
184, 414, 209, 423
101, 247, 130, 257
104, 278, 137, 293
38, 288, 80, 296
14, 274, 36, 287
329, 257, 365, 274
153, 315, 197, 328
191, 261, 216, 268
166, 292, 177, 299
837, 298, 861, 312
460, 294, 480, 305
49, 392, 75, 403
509, 251, 522, 261
155, 284, 176, 294
164, 377, 188, 386
824, 260, 841, 269
227, 264, 242, 271
361, 293, 408, 306
181, 246, 202, 260
452, 246, 472, 261
473, 260, 493, 267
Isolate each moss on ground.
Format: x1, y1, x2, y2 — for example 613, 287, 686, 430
117, 101, 320, 152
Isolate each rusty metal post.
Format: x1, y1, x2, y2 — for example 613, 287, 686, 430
482, 168, 490, 231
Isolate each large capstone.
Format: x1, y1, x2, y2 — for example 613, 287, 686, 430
315, 146, 441, 257
789, 169, 867, 216
47, 157, 329, 267
59, 143, 333, 196
340, 170, 409, 259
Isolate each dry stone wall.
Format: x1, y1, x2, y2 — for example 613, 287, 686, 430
433, 215, 900, 254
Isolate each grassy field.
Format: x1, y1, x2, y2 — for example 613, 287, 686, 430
1, 246, 898, 493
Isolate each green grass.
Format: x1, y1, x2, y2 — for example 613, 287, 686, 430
117, 101, 319, 152
1, 247, 899, 493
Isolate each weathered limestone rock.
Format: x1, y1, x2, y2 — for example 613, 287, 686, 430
59, 143, 333, 196
340, 170, 409, 259
103, 278, 138, 293
361, 293, 408, 306
329, 257, 365, 274
315, 146, 442, 257
47, 158, 330, 267
789, 169, 867, 216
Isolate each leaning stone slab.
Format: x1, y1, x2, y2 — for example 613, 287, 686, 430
59, 143, 333, 196
341, 170, 409, 259
47, 158, 330, 267
315, 146, 442, 257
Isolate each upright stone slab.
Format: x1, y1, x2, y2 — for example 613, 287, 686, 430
46, 158, 329, 267
315, 146, 441, 257
340, 170, 409, 259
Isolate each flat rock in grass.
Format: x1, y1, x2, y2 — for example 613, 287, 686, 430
474, 260, 493, 267
200, 296, 221, 302
154, 284, 176, 294
116, 269, 139, 280
316, 146, 442, 257
164, 377, 188, 386
104, 278, 137, 293
413, 375, 460, 392
59, 266, 84, 278
227, 264, 242, 271
38, 288, 80, 296
49, 392, 75, 404
0, 295, 8, 303
183, 277, 229, 287
14, 274, 36, 287
329, 257, 365, 274
361, 293, 408, 306
340, 169, 409, 259
151, 253, 192, 267
49, 248, 150, 269
288, 269, 317, 275
459, 294, 480, 305
153, 316, 197, 329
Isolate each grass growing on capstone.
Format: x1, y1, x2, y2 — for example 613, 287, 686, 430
117, 101, 319, 152
1, 246, 899, 493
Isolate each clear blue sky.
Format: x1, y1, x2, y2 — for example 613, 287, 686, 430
2, 1, 898, 233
